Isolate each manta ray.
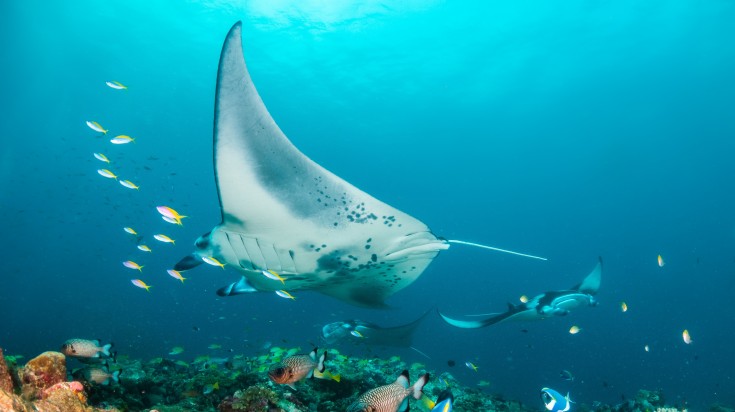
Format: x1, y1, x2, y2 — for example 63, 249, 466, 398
439, 257, 602, 328
175, 22, 544, 307
321, 310, 431, 347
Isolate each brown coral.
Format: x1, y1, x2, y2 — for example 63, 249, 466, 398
18, 351, 66, 400
0, 348, 15, 393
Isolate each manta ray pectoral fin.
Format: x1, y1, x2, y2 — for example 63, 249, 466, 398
174, 254, 203, 271
216, 276, 257, 296
572, 256, 603, 294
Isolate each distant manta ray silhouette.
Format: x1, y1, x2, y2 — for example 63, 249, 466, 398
174, 22, 545, 307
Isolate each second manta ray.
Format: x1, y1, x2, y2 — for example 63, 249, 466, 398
440, 257, 602, 328
175, 22, 545, 307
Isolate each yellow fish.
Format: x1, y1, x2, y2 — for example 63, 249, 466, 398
93, 153, 110, 163
123, 227, 137, 235
465, 361, 478, 371
167, 269, 186, 283
262, 269, 285, 284
682, 329, 693, 344
275, 290, 295, 300
105, 80, 128, 90
202, 256, 226, 269
97, 169, 117, 180
657, 255, 665, 267
86, 121, 108, 134
621, 302, 628, 312
569, 325, 582, 334
120, 180, 140, 190
519, 295, 529, 303
123, 260, 144, 272
154, 234, 175, 244
156, 206, 187, 224
110, 135, 135, 144
137, 245, 152, 252
131, 279, 152, 291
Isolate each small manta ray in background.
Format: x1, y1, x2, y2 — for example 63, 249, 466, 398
439, 257, 602, 328
174, 21, 546, 307
321, 310, 431, 347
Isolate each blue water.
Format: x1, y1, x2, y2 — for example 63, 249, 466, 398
2, 0, 734, 409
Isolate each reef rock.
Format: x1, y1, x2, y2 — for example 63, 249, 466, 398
0, 347, 14, 393
18, 351, 66, 400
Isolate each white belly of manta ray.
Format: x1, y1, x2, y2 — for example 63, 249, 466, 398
174, 22, 545, 308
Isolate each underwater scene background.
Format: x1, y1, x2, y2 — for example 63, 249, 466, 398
2, 0, 735, 410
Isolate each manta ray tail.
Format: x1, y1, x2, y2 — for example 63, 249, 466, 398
447, 239, 547, 261
438, 309, 507, 329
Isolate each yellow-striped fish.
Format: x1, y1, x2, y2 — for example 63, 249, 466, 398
123, 227, 137, 235
120, 180, 139, 190
657, 255, 665, 267
621, 302, 628, 312
123, 260, 144, 272
131, 279, 152, 291
167, 269, 186, 283
105, 80, 128, 90
156, 206, 187, 225
262, 269, 285, 284
569, 325, 581, 334
110, 135, 135, 144
97, 169, 117, 179
275, 290, 295, 300
137, 245, 152, 252
86, 121, 108, 134
202, 256, 225, 269
153, 234, 175, 244
93, 153, 110, 163
682, 329, 693, 344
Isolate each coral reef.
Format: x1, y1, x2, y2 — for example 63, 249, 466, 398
0, 345, 732, 411
18, 351, 66, 400
0, 348, 14, 393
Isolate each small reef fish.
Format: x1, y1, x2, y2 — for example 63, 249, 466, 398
122, 260, 143, 272
541, 387, 572, 412
110, 135, 135, 144
120, 179, 140, 190
80, 367, 120, 385
61, 339, 113, 359
682, 329, 693, 344
275, 290, 295, 300
105, 80, 128, 90
620, 302, 628, 312
167, 269, 186, 283
465, 362, 478, 372
351, 330, 364, 338
131, 279, 152, 291
169, 346, 185, 355
137, 245, 152, 252
208, 344, 222, 350
93, 153, 110, 163
559, 370, 574, 381
86, 121, 108, 134
569, 326, 581, 335
162, 216, 180, 225
154, 234, 175, 244
156, 206, 187, 225
644, 344, 650, 352
268, 348, 327, 389
657, 254, 665, 267
123, 227, 137, 235
346, 369, 429, 412
519, 295, 529, 303
430, 390, 454, 412
262, 269, 285, 284
97, 169, 117, 179
202, 382, 219, 395
202, 256, 225, 268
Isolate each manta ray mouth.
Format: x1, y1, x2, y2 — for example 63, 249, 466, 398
382, 232, 449, 261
